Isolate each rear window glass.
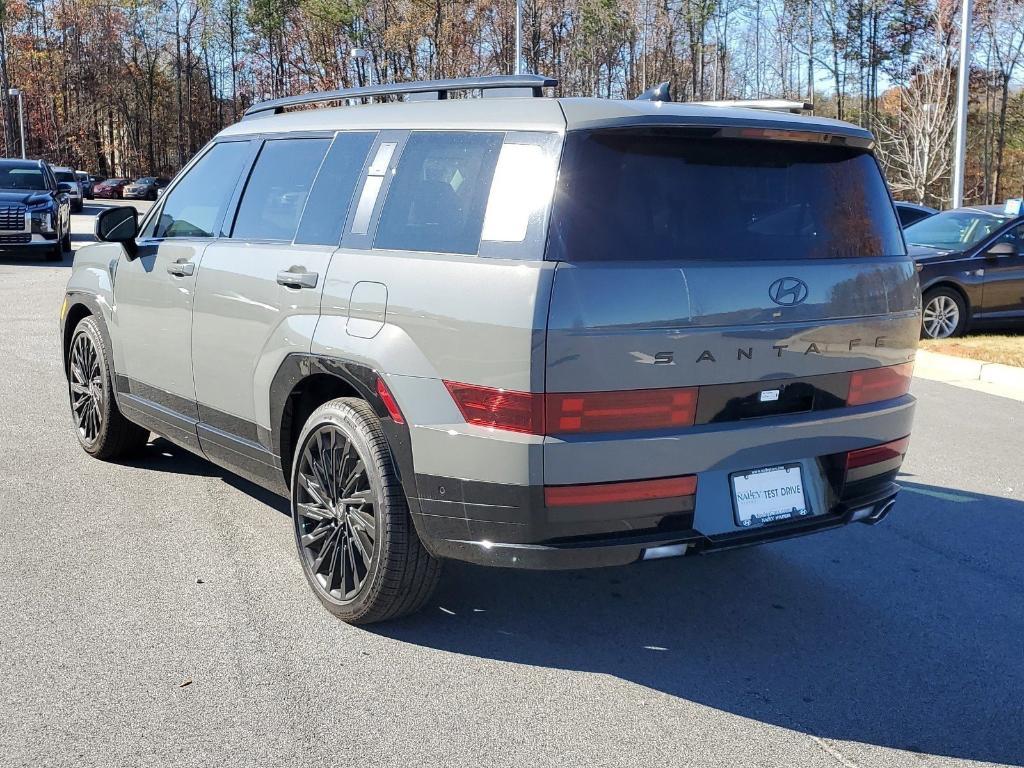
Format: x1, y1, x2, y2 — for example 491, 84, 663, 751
547, 130, 905, 261
295, 131, 375, 246
375, 131, 503, 255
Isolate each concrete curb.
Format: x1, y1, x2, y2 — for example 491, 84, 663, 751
914, 349, 1024, 402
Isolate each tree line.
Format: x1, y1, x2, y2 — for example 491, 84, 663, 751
0, 0, 1021, 207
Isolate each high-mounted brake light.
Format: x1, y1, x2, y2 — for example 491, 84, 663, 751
846, 436, 911, 471
545, 475, 697, 507
847, 363, 913, 406
443, 381, 699, 435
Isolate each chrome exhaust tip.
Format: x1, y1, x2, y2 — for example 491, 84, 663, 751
861, 499, 895, 526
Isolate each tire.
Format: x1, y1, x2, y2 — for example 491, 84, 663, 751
291, 397, 441, 624
71, 201, 82, 214
45, 242, 63, 261
61, 231, 71, 252
147, 190, 156, 201
67, 316, 149, 459
921, 287, 967, 339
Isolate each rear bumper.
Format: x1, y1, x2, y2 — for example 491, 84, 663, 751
416, 480, 899, 569
400, 394, 915, 569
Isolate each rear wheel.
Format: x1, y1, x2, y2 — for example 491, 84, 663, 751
291, 397, 440, 624
921, 288, 966, 339
67, 316, 149, 459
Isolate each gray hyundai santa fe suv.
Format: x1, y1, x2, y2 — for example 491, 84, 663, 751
60, 75, 919, 624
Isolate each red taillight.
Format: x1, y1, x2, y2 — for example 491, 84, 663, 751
376, 377, 404, 425
546, 387, 697, 434
847, 363, 913, 406
443, 381, 543, 434
846, 436, 911, 470
545, 475, 697, 507
443, 381, 698, 435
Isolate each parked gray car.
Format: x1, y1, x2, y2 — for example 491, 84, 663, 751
51, 166, 83, 213
60, 75, 919, 624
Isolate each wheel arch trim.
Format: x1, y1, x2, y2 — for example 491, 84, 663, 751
268, 353, 421, 514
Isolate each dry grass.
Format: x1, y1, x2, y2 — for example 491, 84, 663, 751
920, 332, 1024, 368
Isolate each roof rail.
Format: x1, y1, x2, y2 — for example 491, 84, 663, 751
243, 74, 558, 119
689, 99, 813, 114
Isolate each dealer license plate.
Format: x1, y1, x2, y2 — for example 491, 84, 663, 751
731, 464, 809, 528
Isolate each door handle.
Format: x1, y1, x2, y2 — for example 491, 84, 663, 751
277, 269, 319, 289
167, 260, 195, 277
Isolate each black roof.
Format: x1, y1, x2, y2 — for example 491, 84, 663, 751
0, 158, 44, 169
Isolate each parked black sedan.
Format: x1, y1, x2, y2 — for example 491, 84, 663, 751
894, 201, 937, 228
906, 204, 1024, 338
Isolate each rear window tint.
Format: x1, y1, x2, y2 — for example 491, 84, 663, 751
547, 130, 905, 261
295, 131, 376, 245
375, 131, 502, 254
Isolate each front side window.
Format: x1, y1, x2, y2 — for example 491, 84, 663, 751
548, 130, 906, 261
149, 141, 251, 239
375, 131, 503, 255
231, 138, 330, 241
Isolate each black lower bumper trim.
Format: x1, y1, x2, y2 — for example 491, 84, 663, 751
417, 482, 901, 570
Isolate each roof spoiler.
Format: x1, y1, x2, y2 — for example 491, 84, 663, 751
690, 99, 813, 114
635, 82, 672, 102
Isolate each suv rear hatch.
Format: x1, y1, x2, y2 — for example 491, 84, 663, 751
544, 127, 919, 397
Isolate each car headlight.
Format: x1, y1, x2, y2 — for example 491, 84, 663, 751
31, 209, 55, 233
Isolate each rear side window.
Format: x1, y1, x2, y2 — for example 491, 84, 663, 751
150, 141, 251, 238
295, 131, 376, 245
375, 131, 503, 254
548, 130, 905, 261
232, 138, 330, 241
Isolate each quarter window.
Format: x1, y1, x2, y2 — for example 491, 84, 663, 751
232, 138, 330, 241
375, 131, 503, 255
149, 141, 251, 239
295, 132, 376, 245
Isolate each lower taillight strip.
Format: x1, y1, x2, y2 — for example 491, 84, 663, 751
545, 475, 697, 507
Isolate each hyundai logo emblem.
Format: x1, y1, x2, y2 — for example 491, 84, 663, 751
768, 277, 809, 307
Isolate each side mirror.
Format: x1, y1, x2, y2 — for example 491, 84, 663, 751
57, 181, 76, 194
985, 241, 1017, 259
96, 206, 139, 257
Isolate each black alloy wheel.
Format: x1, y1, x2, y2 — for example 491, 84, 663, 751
68, 329, 104, 446
294, 424, 379, 602
290, 398, 440, 624
66, 316, 149, 459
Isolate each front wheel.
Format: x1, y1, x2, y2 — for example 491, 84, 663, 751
291, 398, 440, 624
67, 316, 149, 459
921, 288, 967, 339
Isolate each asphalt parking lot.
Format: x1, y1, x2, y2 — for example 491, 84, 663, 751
1, 207, 1022, 768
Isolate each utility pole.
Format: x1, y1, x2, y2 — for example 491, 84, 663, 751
514, 0, 522, 75
952, 0, 973, 208
7, 88, 24, 158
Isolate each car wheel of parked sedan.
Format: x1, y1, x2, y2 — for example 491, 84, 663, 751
67, 316, 150, 459
921, 288, 967, 339
291, 397, 441, 624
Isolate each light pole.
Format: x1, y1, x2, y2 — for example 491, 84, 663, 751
351, 48, 372, 87
514, 0, 522, 75
7, 88, 25, 159
951, 0, 973, 209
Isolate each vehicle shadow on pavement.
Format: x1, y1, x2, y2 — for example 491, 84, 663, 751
131, 436, 290, 516
0, 251, 73, 268
376, 480, 1024, 765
